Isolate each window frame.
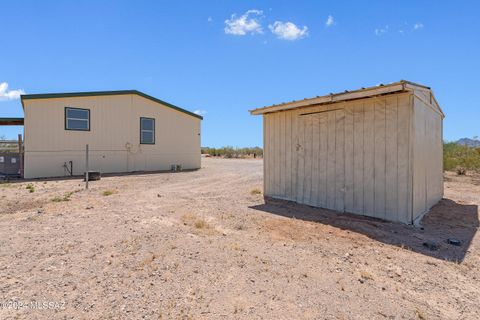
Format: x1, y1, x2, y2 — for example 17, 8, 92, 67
140, 117, 155, 144
65, 107, 90, 131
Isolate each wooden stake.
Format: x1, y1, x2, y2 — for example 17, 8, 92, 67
85, 144, 89, 189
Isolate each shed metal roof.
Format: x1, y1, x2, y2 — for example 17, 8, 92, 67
250, 80, 441, 116
21, 90, 203, 120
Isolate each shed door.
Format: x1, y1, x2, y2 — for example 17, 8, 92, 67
298, 109, 345, 212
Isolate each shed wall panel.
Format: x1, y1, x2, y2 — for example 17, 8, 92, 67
263, 92, 417, 224
285, 111, 293, 199
352, 102, 365, 214
412, 101, 427, 216
374, 99, 387, 219
326, 111, 337, 210
412, 95, 444, 222
396, 94, 412, 222
318, 114, 328, 207
385, 95, 399, 219
344, 105, 355, 212
334, 110, 345, 212
273, 112, 280, 197
363, 100, 375, 217
311, 114, 321, 206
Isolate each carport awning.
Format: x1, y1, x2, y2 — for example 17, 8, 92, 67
0, 117, 24, 126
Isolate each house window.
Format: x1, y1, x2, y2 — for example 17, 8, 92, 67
0, 156, 4, 163
11, 157, 16, 164
140, 117, 155, 144
65, 107, 90, 131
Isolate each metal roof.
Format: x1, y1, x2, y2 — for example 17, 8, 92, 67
250, 80, 435, 116
21, 90, 203, 120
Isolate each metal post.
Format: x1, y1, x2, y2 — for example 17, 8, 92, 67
18, 134, 24, 178
85, 144, 89, 189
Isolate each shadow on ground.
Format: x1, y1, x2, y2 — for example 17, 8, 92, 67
250, 197, 478, 262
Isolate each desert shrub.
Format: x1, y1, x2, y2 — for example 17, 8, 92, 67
194, 219, 208, 229
51, 190, 78, 202
201, 146, 263, 158
250, 188, 262, 195
443, 142, 480, 173
102, 190, 117, 196
181, 213, 216, 234
26, 183, 35, 193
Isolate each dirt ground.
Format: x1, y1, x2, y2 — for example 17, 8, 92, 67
0, 158, 479, 319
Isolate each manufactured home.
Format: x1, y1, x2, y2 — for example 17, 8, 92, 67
250, 80, 444, 224
0, 90, 202, 179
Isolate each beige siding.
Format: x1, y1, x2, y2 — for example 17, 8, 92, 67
23, 94, 201, 178
412, 94, 444, 222
263, 92, 419, 224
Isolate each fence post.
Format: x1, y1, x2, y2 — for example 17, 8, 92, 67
85, 144, 89, 189
18, 134, 24, 178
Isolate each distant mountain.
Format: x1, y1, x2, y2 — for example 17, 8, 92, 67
456, 138, 480, 148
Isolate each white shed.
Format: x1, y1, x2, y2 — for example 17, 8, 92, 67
250, 80, 444, 224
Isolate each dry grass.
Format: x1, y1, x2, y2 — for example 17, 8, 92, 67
231, 243, 243, 251
181, 213, 216, 235
415, 307, 426, 320
102, 190, 117, 196
360, 270, 374, 281
52, 190, 80, 202
234, 222, 246, 230
138, 252, 158, 270
52, 192, 73, 202
194, 219, 208, 229
250, 188, 262, 196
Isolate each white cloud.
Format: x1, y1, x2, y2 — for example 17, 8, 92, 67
269, 21, 308, 40
207, 16, 213, 22
375, 25, 389, 36
224, 10, 263, 35
326, 15, 335, 27
193, 110, 207, 116
0, 82, 25, 101
414, 22, 424, 30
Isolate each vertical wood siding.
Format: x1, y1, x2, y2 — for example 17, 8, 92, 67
263, 92, 417, 223
412, 95, 444, 222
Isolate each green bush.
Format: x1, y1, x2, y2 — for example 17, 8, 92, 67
443, 142, 480, 173
26, 183, 35, 193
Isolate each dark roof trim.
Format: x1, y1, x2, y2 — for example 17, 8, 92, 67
21, 90, 203, 120
0, 117, 24, 126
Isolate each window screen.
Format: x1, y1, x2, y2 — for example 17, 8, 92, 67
66, 107, 90, 131
140, 117, 155, 144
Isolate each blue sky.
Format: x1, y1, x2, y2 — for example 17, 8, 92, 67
1, 1, 479, 146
